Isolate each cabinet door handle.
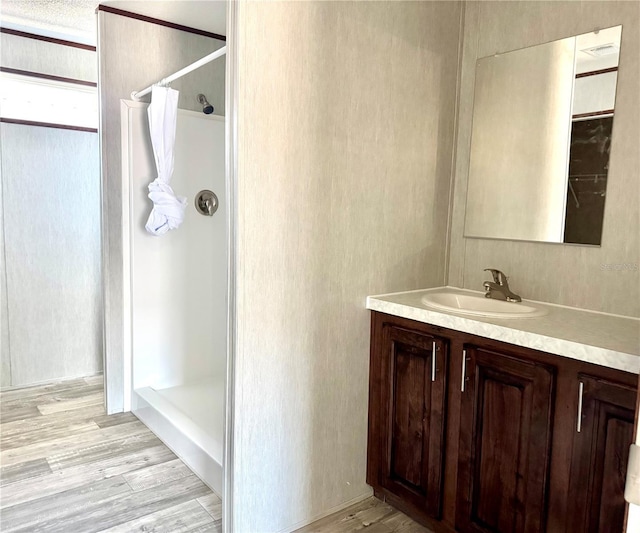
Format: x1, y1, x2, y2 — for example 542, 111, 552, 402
431, 341, 437, 382
461, 349, 467, 392
576, 381, 584, 433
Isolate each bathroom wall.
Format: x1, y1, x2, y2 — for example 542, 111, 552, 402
0, 30, 97, 81
1, 170, 9, 388
232, 1, 462, 530
0, 31, 101, 388
98, 8, 225, 412
448, 0, 640, 318
1, 124, 102, 386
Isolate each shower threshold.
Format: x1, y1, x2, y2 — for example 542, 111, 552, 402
132, 378, 223, 495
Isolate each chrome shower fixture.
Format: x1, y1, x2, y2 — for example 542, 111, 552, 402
197, 94, 214, 115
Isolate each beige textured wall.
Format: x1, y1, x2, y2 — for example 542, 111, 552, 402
1, 163, 10, 388
98, 11, 225, 412
1, 125, 102, 387
1, 34, 99, 388
0, 32, 97, 81
232, 1, 462, 530
448, 1, 640, 317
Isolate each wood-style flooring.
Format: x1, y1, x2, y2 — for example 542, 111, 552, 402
1, 376, 430, 533
0, 376, 221, 532
297, 497, 433, 533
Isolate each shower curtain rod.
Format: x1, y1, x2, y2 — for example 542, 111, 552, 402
131, 45, 227, 100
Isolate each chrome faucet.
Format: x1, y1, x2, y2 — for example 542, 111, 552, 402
483, 268, 522, 302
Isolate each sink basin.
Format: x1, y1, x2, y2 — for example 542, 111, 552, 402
421, 290, 547, 319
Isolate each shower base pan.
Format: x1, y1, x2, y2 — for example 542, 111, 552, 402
132, 378, 224, 495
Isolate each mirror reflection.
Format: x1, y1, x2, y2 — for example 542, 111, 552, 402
464, 26, 621, 246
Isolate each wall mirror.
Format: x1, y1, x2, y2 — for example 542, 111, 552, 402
464, 26, 622, 246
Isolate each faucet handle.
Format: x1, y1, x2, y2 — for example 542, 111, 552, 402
484, 268, 510, 286
484, 268, 502, 284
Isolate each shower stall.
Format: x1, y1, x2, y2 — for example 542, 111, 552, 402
120, 98, 226, 494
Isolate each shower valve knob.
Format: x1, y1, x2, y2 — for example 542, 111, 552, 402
195, 190, 218, 216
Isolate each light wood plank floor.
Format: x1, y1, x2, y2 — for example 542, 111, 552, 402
0, 376, 221, 532
297, 497, 433, 533
1, 377, 430, 533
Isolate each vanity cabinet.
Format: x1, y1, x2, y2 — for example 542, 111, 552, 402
566, 375, 636, 533
366, 321, 448, 520
456, 345, 555, 533
367, 312, 637, 533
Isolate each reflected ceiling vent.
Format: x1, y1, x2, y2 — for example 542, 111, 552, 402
581, 43, 619, 57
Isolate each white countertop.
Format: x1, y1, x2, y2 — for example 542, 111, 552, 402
366, 286, 640, 374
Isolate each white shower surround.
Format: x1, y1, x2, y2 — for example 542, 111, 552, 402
120, 100, 226, 494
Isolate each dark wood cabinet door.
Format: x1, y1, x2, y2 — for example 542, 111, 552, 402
375, 324, 448, 520
456, 345, 555, 533
567, 374, 635, 533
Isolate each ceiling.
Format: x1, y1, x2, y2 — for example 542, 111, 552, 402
0, 0, 226, 45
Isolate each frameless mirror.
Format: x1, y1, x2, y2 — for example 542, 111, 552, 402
464, 26, 622, 246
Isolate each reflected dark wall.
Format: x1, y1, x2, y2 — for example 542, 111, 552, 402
563, 116, 612, 245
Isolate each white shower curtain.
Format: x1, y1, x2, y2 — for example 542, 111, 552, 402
145, 86, 186, 236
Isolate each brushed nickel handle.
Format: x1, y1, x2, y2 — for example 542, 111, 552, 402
577, 381, 584, 433
195, 190, 218, 216
431, 341, 437, 382
461, 349, 467, 392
